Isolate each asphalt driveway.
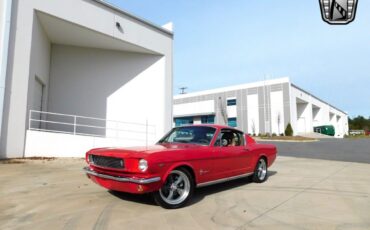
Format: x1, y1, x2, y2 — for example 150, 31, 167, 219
261, 138, 370, 164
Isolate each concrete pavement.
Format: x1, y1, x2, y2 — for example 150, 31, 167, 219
0, 157, 369, 230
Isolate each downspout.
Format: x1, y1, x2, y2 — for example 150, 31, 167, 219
0, 0, 13, 140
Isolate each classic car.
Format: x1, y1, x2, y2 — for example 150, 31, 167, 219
83, 125, 277, 209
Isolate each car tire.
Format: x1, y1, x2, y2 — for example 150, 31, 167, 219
153, 168, 194, 209
252, 157, 268, 183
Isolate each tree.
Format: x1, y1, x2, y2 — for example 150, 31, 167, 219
349, 116, 370, 130
285, 123, 293, 136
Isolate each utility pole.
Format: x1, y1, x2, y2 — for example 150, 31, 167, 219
218, 96, 228, 124
179, 87, 187, 94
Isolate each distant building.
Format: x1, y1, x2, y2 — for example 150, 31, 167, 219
173, 78, 349, 137
0, 0, 173, 158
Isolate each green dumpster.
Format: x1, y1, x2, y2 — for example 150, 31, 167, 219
313, 125, 335, 136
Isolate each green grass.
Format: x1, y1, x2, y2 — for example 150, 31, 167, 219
345, 135, 370, 139
257, 136, 317, 141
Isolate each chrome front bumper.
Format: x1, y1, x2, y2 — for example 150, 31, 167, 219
83, 167, 161, 184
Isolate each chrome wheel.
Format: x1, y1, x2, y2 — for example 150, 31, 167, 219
253, 158, 268, 183
159, 170, 191, 205
257, 159, 267, 181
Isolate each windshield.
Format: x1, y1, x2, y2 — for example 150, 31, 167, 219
158, 126, 216, 146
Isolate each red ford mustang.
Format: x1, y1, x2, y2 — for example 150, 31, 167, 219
84, 125, 277, 208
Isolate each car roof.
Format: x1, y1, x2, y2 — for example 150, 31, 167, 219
175, 124, 243, 133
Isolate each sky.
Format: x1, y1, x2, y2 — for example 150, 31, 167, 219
107, 0, 370, 117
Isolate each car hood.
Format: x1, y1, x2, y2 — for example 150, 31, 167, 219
88, 143, 203, 158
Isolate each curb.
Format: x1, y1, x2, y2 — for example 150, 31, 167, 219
255, 139, 319, 143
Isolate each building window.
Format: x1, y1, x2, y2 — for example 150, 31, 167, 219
201, 115, 215, 124
228, 117, 237, 127
227, 99, 236, 106
174, 117, 194, 127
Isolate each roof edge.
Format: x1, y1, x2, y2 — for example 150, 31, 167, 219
91, 0, 173, 36
174, 77, 290, 99
290, 83, 348, 115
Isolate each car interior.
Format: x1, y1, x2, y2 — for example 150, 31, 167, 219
214, 129, 244, 147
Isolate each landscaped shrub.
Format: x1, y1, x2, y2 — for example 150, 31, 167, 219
285, 123, 293, 136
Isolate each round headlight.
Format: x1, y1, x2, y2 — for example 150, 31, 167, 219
138, 159, 148, 172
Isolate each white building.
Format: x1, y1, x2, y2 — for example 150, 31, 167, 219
174, 78, 349, 137
0, 0, 173, 158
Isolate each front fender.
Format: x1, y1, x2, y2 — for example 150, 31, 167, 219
161, 162, 197, 184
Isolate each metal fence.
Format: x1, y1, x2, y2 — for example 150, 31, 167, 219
28, 110, 156, 145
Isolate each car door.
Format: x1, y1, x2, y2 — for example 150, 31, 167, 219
213, 129, 250, 178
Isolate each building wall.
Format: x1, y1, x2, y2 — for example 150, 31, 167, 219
46, 45, 165, 142
173, 100, 215, 117
0, 1, 4, 37
0, 0, 35, 157
173, 79, 291, 135
0, 0, 8, 136
28, 13, 51, 118
174, 78, 348, 137
1, 0, 173, 158
247, 93, 259, 134
270, 91, 285, 135
290, 85, 348, 137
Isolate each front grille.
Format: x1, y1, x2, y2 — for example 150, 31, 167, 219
89, 155, 124, 169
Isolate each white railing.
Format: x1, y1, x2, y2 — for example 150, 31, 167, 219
28, 110, 156, 145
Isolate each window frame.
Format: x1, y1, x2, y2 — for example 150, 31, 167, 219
227, 98, 237, 106
174, 116, 194, 127
201, 115, 215, 124
214, 128, 245, 147
227, 117, 237, 127
158, 126, 217, 146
